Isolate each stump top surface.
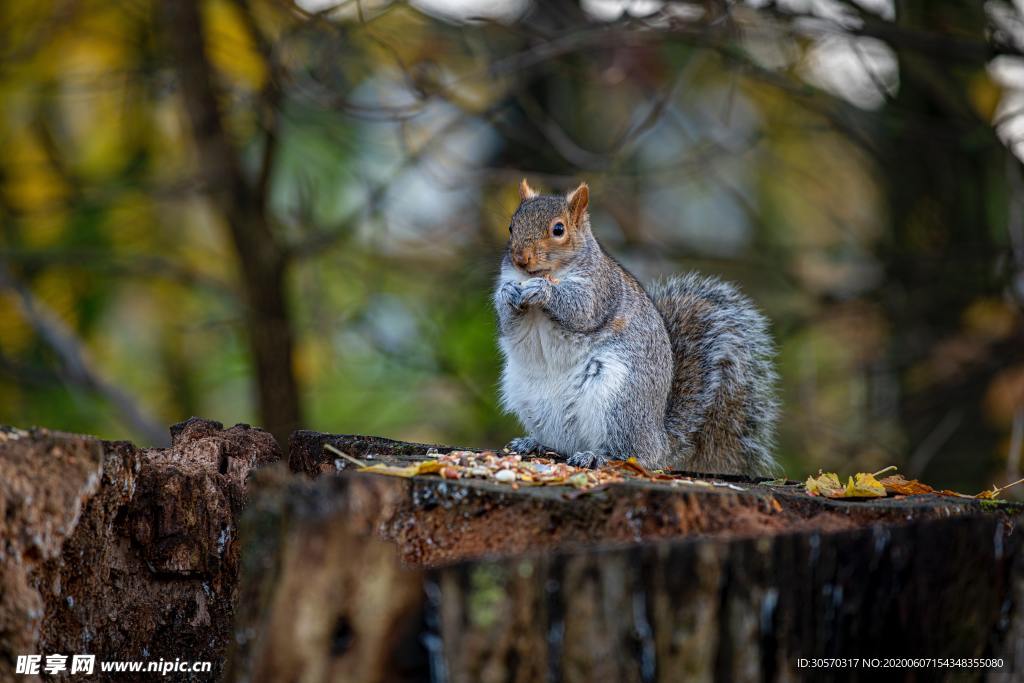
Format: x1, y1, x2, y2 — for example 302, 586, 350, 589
280, 430, 1024, 568
290, 429, 1023, 515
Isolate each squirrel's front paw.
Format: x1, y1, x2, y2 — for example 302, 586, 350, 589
506, 436, 545, 455
519, 277, 552, 307
496, 280, 524, 310
567, 450, 610, 469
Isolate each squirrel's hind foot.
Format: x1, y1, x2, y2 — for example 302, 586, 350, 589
566, 450, 610, 469
506, 436, 546, 455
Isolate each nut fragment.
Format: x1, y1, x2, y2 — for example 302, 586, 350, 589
495, 469, 516, 483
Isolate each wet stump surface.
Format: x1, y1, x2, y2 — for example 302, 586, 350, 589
228, 432, 1024, 683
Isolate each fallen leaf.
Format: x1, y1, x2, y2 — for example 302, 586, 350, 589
359, 463, 420, 477
805, 471, 843, 497
879, 475, 934, 496
416, 460, 444, 475
844, 472, 886, 498
609, 457, 650, 477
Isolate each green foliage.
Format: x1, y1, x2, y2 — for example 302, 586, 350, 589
0, 0, 1022, 492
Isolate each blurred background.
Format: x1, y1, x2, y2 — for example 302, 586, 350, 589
1, 0, 1023, 491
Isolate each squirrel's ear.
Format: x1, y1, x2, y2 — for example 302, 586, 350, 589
519, 178, 538, 201
567, 182, 589, 224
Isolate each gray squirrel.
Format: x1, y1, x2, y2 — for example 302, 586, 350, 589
493, 179, 779, 475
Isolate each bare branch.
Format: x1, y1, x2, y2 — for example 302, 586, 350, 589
286, 100, 502, 258
0, 262, 168, 446
231, 0, 283, 205
0, 247, 238, 300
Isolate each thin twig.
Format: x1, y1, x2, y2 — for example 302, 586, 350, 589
324, 443, 368, 468
990, 475, 1024, 497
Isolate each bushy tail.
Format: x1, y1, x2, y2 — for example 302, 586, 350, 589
648, 273, 779, 476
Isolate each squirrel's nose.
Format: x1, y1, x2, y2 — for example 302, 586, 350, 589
512, 249, 531, 270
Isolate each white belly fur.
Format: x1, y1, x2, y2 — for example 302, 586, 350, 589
499, 307, 627, 455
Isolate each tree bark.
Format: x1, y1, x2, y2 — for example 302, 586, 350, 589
228, 431, 1024, 682
0, 418, 280, 682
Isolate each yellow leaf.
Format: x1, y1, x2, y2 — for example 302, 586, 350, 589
805, 471, 842, 496
844, 472, 886, 498
357, 459, 444, 478
415, 460, 443, 475
359, 463, 420, 478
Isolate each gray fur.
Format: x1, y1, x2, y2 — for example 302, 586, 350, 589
494, 188, 779, 476
648, 274, 780, 475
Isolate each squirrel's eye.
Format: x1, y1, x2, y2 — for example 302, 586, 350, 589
552, 222, 565, 237
509, 225, 513, 235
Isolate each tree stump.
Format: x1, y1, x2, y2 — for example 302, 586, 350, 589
228, 433, 1024, 682
3, 424, 1021, 681
0, 418, 280, 682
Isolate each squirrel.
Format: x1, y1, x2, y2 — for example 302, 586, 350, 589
493, 179, 779, 476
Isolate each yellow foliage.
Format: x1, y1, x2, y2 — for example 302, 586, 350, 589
20, 211, 68, 249
33, 270, 80, 332
0, 292, 32, 355
57, 19, 130, 77
0, 2, 58, 64
104, 192, 156, 249
63, 86, 135, 179
202, 0, 267, 91
1, 132, 68, 211
149, 99, 193, 181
